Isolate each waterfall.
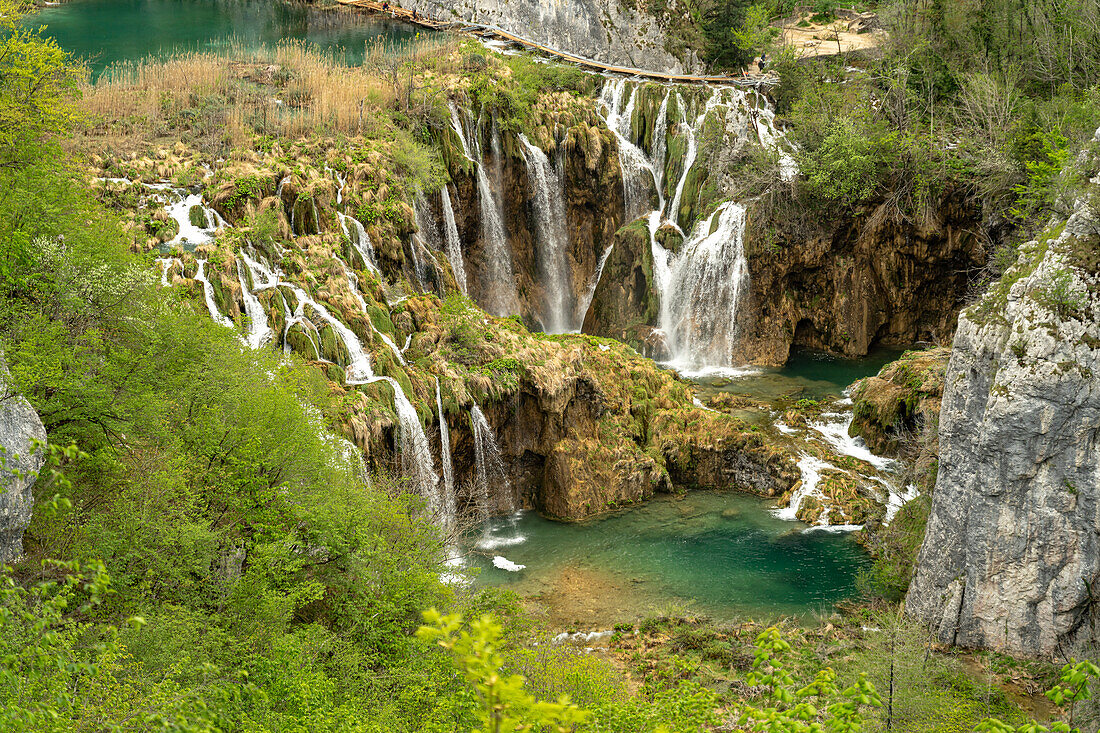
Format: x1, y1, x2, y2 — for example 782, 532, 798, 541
194, 260, 234, 328
598, 78, 661, 219
518, 134, 573, 333
449, 102, 519, 316
435, 378, 457, 532
241, 253, 440, 503
470, 404, 512, 516
595, 80, 789, 371
440, 186, 467, 294
236, 259, 274, 349
338, 213, 380, 275
659, 203, 749, 371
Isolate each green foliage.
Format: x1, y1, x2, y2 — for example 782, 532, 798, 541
740, 626, 882, 731
417, 609, 591, 732
0, 0, 83, 167
796, 117, 884, 208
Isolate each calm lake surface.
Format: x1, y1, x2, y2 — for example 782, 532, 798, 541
31, 0, 425, 76
469, 492, 869, 626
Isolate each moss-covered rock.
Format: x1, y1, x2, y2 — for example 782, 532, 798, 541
850, 348, 949, 455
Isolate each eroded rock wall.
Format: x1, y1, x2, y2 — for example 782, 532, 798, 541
905, 209, 1100, 658
736, 193, 986, 366
403, 0, 697, 74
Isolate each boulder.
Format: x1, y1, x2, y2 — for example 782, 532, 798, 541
0, 356, 46, 564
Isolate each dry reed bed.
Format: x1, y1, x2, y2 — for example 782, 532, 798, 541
79, 35, 463, 141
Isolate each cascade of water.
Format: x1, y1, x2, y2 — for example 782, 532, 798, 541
518, 134, 573, 333
593, 79, 791, 370
470, 404, 512, 516
668, 90, 721, 228
236, 259, 274, 349
449, 102, 519, 316
163, 191, 221, 248
243, 250, 439, 501
337, 213, 381, 276
440, 186, 468, 294
341, 262, 407, 366
598, 79, 661, 220
194, 260, 234, 328
435, 378, 457, 532
659, 203, 749, 372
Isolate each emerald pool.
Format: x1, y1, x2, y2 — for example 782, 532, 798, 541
467, 491, 869, 628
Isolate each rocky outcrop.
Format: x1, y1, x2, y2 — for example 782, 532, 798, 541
581, 218, 660, 352
850, 347, 949, 455
906, 207, 1100, 658
1, 357, 46, 564
735, 192, 986, 365
403, 0, 698, 74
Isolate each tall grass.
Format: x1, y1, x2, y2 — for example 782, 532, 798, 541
78, 34, 460, 143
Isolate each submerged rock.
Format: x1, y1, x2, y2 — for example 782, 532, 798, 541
0, 356, 46, 564
906, 208, 1100, 658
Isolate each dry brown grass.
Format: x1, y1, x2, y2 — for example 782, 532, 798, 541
76, 35, 461, 150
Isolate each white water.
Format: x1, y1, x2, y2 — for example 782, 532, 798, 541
449, 103, 519, 316
337, 213, 381, 276
519, 134, 574, 333
165, 192, 223, 247
492, 555, 525, 572
659, 202, 750, 370
440, 186, 468, 294
194, 260, 234, 328
810, 411, 896, 472
236, 259, 274, 348
773, 455, 836, 522
470, 404, 511, 516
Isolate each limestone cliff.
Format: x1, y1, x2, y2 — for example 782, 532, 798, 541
403, 0, 697, 74
905, 205, 1100, 658
0, 356, 46, 564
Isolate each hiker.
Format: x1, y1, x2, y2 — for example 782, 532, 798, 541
381, 1, 388, 10
758, 52, 767, 72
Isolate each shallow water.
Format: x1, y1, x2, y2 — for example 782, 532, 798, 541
32, 0, 424, 77
696, 347, 902, 405
467, 491, 868, 626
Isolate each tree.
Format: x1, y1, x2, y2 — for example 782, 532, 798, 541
0, 0, 83, 167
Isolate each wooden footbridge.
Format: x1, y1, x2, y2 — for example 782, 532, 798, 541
336, 0, 775, 87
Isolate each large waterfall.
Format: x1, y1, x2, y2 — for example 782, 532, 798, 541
518, 134, 574, 333
448, 103, 519, 316
595, 78, 790, 371
659, 203, 750, 370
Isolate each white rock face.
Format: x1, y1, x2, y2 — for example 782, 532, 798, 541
906, 207, 1100, 658
406, 0, 697, 73
0, 357, 46, 564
